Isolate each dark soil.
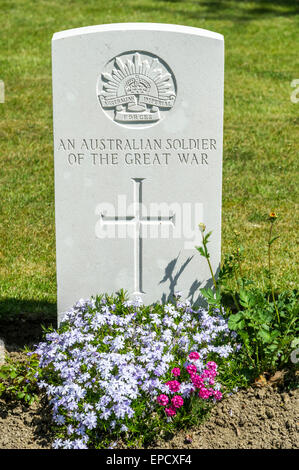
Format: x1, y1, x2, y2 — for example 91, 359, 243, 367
0, 324, 298, 449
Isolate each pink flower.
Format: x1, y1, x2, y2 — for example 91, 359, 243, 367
214, 390, 223, 401
157, 394, 169, 406
191, 374, 204, 388
165, 406, 176, 417
202, 368, 217, 379
198, 387, 212, 399
188, 351, 200, 360
207, 361, 217, 370
171, 367, 181, 377
171, 395, 184, 409
165, 380, 181, 392
201, 369, 211, 379
186, 364, 197, 376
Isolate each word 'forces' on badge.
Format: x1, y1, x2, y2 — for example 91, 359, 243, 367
97, 51, 177, 127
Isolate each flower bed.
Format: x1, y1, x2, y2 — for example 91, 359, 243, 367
32, 291, 238, 449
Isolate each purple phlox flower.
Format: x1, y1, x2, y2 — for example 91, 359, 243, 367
161, 329, 173, 343
153, 364, 167, 377
164, 304, 175, 314
53, 439, 64, 449
162, 316, 176, 328
150, 314, 162, 326
37, 380, 47, 389
110, 336, 125, 352
62, 439, 73, 449
83, 403, 93, 412
72, 439, 88, 449
108, 441, 117, 449
82, 411, 97, 429
102, 335, 113, 345
67, 424, 75, 435
90, 313, 106, 330
178, 382, 195, 397
54, 414, 65, 425
77, 372, 90, 384
75, 424, 87, 436
112, 402, 134, 419
99, 408, 112, 420
174, 291, 183, 299
101, 305, 110, 314
132, 296, 143, 308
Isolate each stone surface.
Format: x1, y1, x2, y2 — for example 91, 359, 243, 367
0, 338, 6, 365
52, 23, 224, 323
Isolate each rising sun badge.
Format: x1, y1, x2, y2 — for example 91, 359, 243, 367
98, 51, 176, 126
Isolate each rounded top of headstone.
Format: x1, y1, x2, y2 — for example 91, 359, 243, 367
52, 23, 224, 42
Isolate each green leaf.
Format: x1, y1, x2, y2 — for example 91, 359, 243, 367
269, 236, 279, 246
200, 287, 220, 306
239, 289, 250, 308
257, 329, 272, 343
238, 330, 249, 343
204, 231, 212, 243
228, 313, 245, 330
195, 246, 206, 257
267, 344, 279, 352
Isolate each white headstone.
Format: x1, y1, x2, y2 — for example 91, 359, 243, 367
52, 23, 224, 323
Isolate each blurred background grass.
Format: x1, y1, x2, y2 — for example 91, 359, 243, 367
0, 0, 298, 319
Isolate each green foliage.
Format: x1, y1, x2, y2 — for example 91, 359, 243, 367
227, 288, 299, 373
0, 352, 40, 405
200, 287, 221, 308
196, 217, 299, 378
196, 226, 220, 307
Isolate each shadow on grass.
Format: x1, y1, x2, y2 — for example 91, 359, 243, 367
0, 299, 57, 349
149, 0, 298, 22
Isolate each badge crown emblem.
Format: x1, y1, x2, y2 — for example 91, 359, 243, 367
125, 75, 151, 96
98, 52, 176, 124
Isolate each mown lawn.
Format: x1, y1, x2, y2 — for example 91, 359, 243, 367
0, 0, 298, 318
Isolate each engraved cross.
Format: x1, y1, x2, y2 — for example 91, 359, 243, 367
99, 178, 175, 295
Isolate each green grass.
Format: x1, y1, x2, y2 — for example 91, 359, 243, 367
0, 0, 298, 318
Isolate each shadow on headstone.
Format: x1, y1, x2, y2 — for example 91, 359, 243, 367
159, 253, 194, 303
159, 256, 221, 308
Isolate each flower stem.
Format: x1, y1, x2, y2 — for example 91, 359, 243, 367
268, 221, 280, 325
200, 232, 218, 291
